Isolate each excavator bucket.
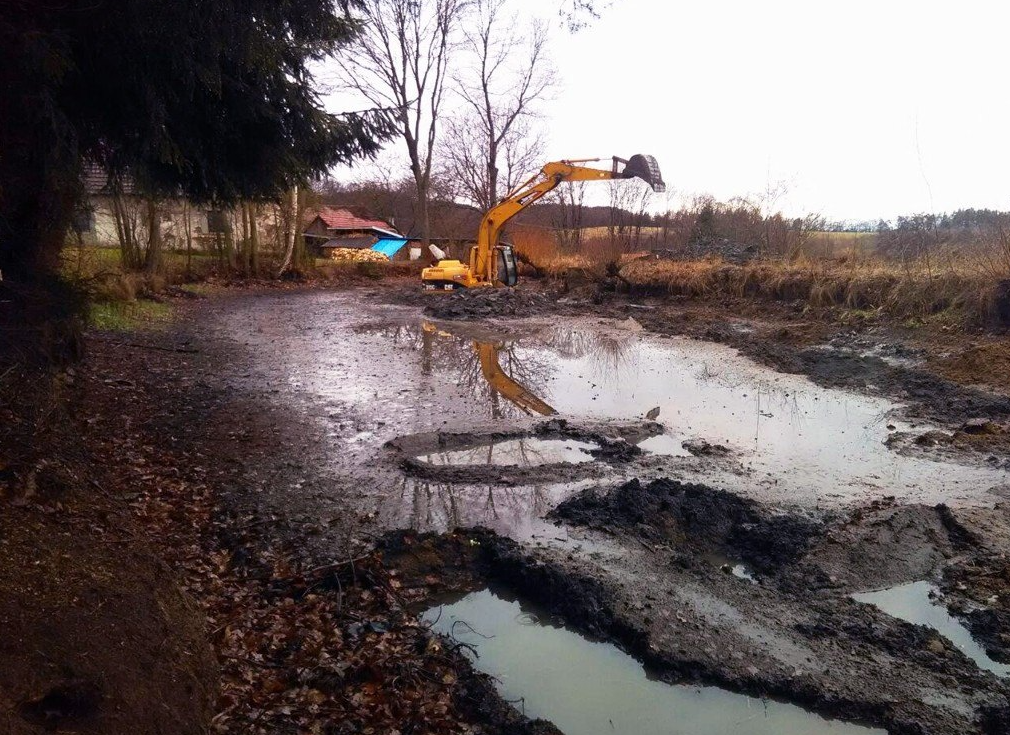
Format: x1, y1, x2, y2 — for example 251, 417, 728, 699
622, 154, 666, 193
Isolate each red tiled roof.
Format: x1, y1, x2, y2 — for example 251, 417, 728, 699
312, 206, 395, 233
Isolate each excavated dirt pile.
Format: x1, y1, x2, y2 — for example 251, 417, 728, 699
551, 478, 823, 574
422, 288, 560, 320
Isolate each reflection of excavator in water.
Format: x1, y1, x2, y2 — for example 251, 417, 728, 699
475, 341, 555, 417
421, 155, 665, 290
422, 322, 556, 416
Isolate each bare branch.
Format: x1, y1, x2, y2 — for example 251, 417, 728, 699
336, 0, 464, 243
438, 0, 556, 212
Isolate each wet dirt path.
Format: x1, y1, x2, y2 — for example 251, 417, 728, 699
169, 287, 1010, 734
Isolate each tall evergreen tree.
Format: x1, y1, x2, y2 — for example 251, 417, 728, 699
0, 0, 393, 281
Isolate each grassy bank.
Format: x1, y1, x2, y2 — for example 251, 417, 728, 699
60, 245, 424, 330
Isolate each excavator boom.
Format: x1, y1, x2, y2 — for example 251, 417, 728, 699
421, 154, 665, 290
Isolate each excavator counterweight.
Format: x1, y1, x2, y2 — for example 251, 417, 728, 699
421, 153, 665, 290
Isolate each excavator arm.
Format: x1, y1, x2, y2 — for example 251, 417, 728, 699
421, 154, 665, 289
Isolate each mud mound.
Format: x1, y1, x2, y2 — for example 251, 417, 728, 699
551, 478, 821, 573
793, 501, 981, 592
423, 288, 555, 320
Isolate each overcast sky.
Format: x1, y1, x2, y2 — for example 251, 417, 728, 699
322, 0, 1010, 222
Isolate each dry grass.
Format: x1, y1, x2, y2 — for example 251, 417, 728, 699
512, 225, 1009, 325
619, 256, 1005, 325
512, 226, 632, 277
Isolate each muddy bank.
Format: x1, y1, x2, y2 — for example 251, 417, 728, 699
0, 358, 216, 734
386, 525, 1010, 735
391, 285, 570, 321
550, 478, 823, 575
0, 509, 216, 735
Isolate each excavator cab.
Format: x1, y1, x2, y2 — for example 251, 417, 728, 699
497, 245, 518, 287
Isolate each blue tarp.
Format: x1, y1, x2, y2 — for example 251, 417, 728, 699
372, 238, 409, 257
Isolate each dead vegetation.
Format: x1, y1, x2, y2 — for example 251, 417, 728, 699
618, 256, 1010, 326
510, 224, 1010, 327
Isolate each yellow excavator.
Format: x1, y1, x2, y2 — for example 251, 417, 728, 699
421, 154, 665, 290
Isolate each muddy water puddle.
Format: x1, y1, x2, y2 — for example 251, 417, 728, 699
418, 438, 598, 467
423, 588, 884, 735
375, 477, 599, 539
853, 581, 1010, 677
211, 292, 1007, 511
361, 317, 1007, 506
635, 432, 693, 457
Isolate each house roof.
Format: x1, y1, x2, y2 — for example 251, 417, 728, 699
311, 206, 397, 234
82, 162, 136, 195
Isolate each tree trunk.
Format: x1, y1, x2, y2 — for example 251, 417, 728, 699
414, 178, 431, 248
486, 140, 498, 210
144, 198, 164, 274
293, 189, 308, 269
183, 200, 193, 279
276, 187, 298, 277
239, 202, 251, 276
0, 126, 78, 283
222, 214, 236, 271
248, 203, 260, 277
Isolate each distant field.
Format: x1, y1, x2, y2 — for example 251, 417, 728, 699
809, 231, 878, 256
579, 226, 663, 239
815, 231, 877, 242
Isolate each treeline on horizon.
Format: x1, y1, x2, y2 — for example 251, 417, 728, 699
320, 177, 1010, 252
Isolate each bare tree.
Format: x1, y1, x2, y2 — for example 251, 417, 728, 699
441, 0, 555, 211
630, 185, 654, 248
339, 0, 462, 245
551, 180, 586, 248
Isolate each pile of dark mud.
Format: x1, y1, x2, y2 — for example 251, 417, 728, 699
551, 478, 821, 573
423, 288, 559, 320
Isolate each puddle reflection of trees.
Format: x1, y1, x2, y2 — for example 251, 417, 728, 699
384, 477, 556, 534
423, 437, 570, 467
374, 323, 636, 419
542, 326, 635, 385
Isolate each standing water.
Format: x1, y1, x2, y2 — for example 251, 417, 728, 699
423, 589, 885, 735
853, 581, 1010, 677
419, 438, 599, 466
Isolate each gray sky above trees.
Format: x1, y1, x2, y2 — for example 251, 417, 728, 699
322, 0, 1010, 221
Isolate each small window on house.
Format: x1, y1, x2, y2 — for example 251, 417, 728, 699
206, 209, 230, 234
71, 208, 94, 234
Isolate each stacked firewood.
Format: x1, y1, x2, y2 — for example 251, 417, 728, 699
326, 248, 389, 262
